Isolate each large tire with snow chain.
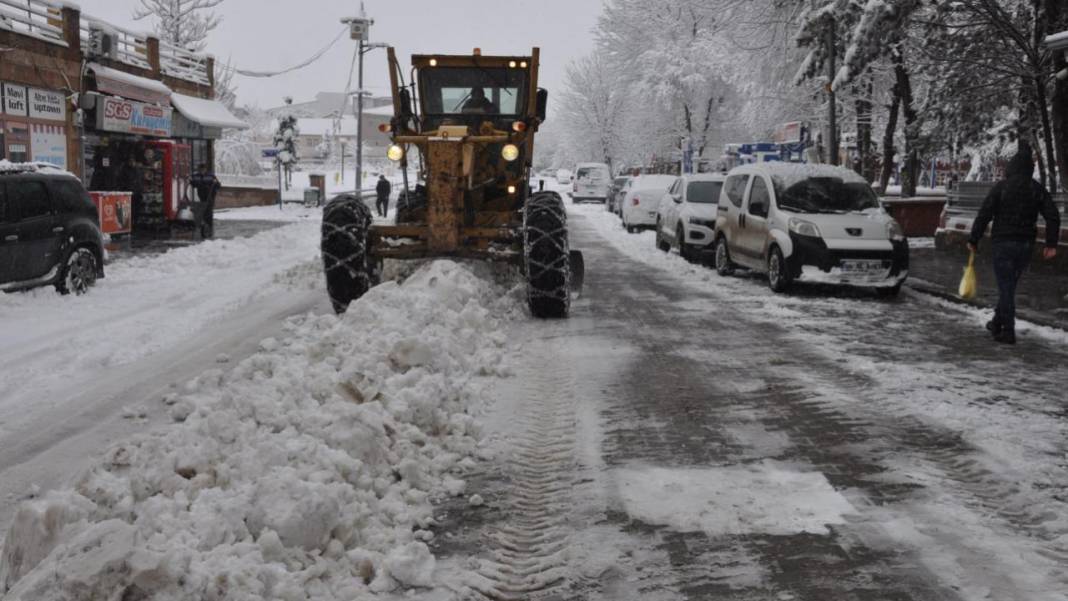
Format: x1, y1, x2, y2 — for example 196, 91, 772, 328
524, 191, 571, 318
321, 193, 379, 314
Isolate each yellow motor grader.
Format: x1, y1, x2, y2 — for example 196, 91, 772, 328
321, 47, 582, 317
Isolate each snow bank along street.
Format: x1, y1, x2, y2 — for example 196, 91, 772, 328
0, 218, 326, 527
1, 260, 522, 599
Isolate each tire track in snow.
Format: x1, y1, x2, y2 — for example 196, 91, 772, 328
467, 351, 579, 600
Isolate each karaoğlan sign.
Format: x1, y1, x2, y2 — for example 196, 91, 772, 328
100, 97, 173, 137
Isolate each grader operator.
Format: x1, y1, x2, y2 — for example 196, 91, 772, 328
320, 48, 582, 318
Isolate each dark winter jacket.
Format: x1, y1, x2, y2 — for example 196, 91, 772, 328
376, 178, 391, 199
191, 171, 221, 204
969, 150, 1061, 248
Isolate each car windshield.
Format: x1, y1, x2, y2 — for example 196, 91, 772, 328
420, 67, 527, 115
687, 181, 722, 204
577, 168, 607, 181
774, 177, 880, 214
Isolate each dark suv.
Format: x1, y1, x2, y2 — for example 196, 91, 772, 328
1, 165, 105, 295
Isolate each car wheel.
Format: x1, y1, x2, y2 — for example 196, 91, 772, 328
56, 247, 99, 295
676, 225, 690, 261
767, 246, 793, 293
876, 283, 902, 298
715, 236, 735, 276
656, 221, 670, 251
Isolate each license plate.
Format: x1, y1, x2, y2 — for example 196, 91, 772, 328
840, 260, 884, 273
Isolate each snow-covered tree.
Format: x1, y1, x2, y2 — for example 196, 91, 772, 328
133, 0, 223, 52
215, 105, 268, 176
273, 115, 299, 190
213, 58, 237, 110
558, 53, 629, 170
597, 0, 735, 161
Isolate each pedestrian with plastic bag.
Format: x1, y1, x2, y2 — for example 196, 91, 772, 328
967, 143, 1060, 344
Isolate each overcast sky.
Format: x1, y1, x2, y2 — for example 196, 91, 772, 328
75, 0, 603, 111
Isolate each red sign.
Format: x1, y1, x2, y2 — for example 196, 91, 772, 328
90, 191, 133, 235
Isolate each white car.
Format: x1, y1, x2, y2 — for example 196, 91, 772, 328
620, 174, 677, 233
713, 163, 908, 295
555, 169, 573, 185
571, 162, 611, 203
655, 173, 725, 262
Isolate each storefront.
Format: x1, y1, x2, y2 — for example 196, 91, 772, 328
82, 64, 190, 233
78, 64, 246, 235
1, 82, 69, 167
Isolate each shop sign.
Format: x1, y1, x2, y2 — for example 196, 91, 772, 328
30, 123, 67, 169
100, 97, 172, 137
3, 83, 29, 117
28, 88, 66, 122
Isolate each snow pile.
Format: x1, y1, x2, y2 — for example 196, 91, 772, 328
0, 260, 522, 600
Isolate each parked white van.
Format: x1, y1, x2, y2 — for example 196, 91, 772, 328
571, 162, 612, 203
713, 163, 908, 295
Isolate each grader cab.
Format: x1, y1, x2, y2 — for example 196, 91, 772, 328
321, 47, 583, 317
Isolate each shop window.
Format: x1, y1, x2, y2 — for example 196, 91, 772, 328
7, 144, 28, 164
190, 139, 210, 170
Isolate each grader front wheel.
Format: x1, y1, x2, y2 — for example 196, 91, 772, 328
321, 194, 379, 314
524, 191, 571, 318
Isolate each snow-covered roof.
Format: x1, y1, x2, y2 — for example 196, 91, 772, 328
0, 159, 78, 178
361, 103, 396, 117
171, 93, 248, 130
295, 118, 360, 137
88, 63, 172, 97
740, 162, 868, 189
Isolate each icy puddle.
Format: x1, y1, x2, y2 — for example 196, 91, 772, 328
613, 462, 854, 536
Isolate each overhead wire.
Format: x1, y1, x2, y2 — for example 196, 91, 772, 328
233, 26, 348, 78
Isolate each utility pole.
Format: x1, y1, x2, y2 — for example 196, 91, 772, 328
825, 17, 839, 166
343, 4, 387, 194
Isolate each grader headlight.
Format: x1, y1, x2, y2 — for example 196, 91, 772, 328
501, 144, 520, 162
387, 144, 404, 162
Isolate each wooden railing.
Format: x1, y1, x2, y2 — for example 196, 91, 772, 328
0, 0, 67, 46
159, 40, 211, 86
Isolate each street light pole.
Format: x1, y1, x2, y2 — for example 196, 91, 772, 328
356, 39, 364, 194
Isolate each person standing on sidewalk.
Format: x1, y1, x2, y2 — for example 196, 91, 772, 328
968, 143, 1060, 344
192, 163, 221, 239
375, 175, 391, 218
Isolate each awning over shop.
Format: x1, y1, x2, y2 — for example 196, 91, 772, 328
88, 63, 172, 106
170, 93, 248, 130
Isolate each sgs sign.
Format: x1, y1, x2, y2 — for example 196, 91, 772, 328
103, 99, 133, 120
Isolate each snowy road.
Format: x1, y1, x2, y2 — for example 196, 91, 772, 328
435, 202, 1068, 601
0, 217, 328, 528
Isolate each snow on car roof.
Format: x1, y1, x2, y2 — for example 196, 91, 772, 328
0, 160, 78, 178
741, 162, 869, 188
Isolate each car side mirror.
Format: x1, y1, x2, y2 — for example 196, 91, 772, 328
536, 88, 548, 122
672, 193, 682, 203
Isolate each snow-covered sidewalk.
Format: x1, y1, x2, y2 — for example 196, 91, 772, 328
0, 260, 524, 599
0, 220, 324, 425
